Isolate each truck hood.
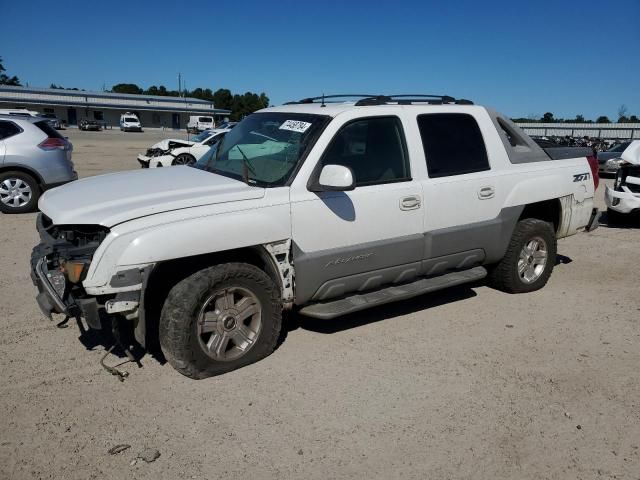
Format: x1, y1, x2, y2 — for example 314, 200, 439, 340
39, 167, 265, 227
152, 138, 195, 150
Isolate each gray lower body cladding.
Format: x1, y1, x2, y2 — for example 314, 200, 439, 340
293, 205, 524, 305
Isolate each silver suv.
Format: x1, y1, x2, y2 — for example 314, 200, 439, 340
0, 114, 77, 213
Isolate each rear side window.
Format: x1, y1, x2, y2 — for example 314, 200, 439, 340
199, 117, 212, 123
0, 121, 21, 140
320, 116, 410, 187
418, 113, 489, 178
34, 120, 63, 139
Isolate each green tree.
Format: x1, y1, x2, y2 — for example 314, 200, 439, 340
542, 112, 554, 122
111, 83, 143, 94
0, 57, 21, 86
213, 88, 233, 110
596, 116, 611, 123
629, 115, 639, 123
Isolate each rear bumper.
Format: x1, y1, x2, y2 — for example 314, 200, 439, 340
42, 172, 78, 191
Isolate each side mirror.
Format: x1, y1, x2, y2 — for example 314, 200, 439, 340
310, 164, 355, 191
621, 140, 640, 166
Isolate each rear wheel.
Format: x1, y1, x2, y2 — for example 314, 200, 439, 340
0, 171, 40, 214
172, 153, 196, 166
488, 218, 557, 293
159, 263, 282, 379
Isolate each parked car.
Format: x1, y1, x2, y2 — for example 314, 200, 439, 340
605, 141, 640, 222
30, 94, 599, 378
0, 108, 39, 117
120, 113, 142, 132
211, 121, 237, 134
187, 115, 214, 133
78, 119, 102, 131
137, 130, 224, 167
598, 141, 631, 174
0, 114, 76, 213
40, 113, 64, 130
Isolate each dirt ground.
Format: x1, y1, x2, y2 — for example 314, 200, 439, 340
1, 129, 638, 480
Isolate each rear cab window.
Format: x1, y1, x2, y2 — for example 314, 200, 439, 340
417, 113, 490, 177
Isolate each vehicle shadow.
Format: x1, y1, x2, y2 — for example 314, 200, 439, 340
556, 254, 572, 265
285, 283, 478, 335
599, 210, 640, 228
75, 314, 145, 362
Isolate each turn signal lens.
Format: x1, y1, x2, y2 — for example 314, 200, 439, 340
61, 261, 86, 283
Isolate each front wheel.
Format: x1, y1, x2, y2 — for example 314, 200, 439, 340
172, 153, 196, 166
159, 263, 282, 379
488, 218, 557, 293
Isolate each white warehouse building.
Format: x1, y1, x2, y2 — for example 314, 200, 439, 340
0, 85, 231, 129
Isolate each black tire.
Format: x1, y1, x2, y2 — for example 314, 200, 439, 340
0, 171, 40, 214
172, 153, 196, 166
487, 218, 557, 294
159, 263, 282, 379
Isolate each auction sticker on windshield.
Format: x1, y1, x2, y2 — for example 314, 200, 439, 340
279, 120, 312, 133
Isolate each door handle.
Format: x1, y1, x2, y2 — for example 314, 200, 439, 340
478, 186, 495, 199
400, 195, 421, 210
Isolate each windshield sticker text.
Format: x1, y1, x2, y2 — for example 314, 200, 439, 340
279, 120, 312, 133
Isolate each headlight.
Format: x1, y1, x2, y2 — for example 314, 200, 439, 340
606, 158, 625, 168
46, 269, 67, 297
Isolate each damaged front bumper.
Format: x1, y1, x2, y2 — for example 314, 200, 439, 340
137, 153, 174, 168
30, 248, 104, 329
605, 185, 640, 214
137, 154, 150, 168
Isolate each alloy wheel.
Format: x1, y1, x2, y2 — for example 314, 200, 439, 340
197, 286, 262, 361
517, 236, 548, 284
0, 178, 32, 209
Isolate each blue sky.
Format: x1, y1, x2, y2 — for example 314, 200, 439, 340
2, 0, 639, 119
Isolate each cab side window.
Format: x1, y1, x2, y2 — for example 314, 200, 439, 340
320, 116, 410, 187
418, 113, 490, 178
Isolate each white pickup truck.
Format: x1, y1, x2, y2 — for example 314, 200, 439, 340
30, 94, 600, 379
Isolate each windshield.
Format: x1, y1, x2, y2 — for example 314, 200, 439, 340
199, 117, 212, 123
194, 112, 329, 187
215, 122, 229, 130
124, 117, 138, 123
608, 142, 631, 153
192, 130, 212, 142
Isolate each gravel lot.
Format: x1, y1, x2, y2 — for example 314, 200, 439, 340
1, 129, 638, 480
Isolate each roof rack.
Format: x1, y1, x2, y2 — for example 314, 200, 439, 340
283, 94, 379, 105
284, 94, 474, 106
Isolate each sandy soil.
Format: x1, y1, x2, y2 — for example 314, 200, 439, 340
0, 129, 638, 480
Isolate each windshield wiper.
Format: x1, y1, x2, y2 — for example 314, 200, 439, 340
235, 145, 257, 185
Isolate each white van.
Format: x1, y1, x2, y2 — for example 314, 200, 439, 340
120, 112, 143, 132
186, 115, 213, 133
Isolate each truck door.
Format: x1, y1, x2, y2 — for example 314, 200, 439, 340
290, 115, 424, 305
416, 112, 505, 273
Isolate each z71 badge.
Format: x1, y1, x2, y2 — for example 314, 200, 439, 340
573, 172, 591, 182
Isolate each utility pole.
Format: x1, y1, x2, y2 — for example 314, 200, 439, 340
178, 73, 182, 98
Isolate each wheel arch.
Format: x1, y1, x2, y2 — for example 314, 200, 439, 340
518, 198, 562, 233
0, 165, 45, 188
138, 245, 283, 350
